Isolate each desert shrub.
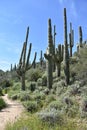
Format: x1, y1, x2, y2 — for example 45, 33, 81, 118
68, 84, 81, 96
34, 92, 46, 100
23, 101, 38, 113
48, 100, 63, 111
11, 94, 18, 100
37, 78, 42, 86
52, 82, 57, 91
12, 82, 21, 91
62, 96, 79, 118
45, 94, 56, 105
27, 68, 43, 82
37, 109, 63, 125
2, 80, 13, 88
0, 98, 6, 110
80, 97, 87, 118
28, 82, 36, 92
43, 88, 49, 95
42, 73, 47, 86
19, 91, 31, 101
0, 87, 3, 96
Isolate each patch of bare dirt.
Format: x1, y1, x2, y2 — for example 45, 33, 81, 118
0, 94, 24, 130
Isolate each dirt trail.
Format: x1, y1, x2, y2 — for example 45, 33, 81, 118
0, 94, 24, 130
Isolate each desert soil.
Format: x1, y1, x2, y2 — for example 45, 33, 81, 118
0, 94, 24, 130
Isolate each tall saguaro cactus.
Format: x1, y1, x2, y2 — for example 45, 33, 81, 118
63, 8, 70, 85
17, 27, 37, 90
69, 23, 74, 57
44, 19, 53, 89
53, 25, 56, 72
79, 26, 83, 47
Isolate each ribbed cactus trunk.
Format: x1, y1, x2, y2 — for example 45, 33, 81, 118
53, 25, 56, 72
17, 27, 37, 90
69, 23, 74, 57
63, 8, 70, 85
40, 50, 44, 67
21, 72, 25, 90
44, 19, 53, 89
56, 44, 61, 77
79, 26, 83, 47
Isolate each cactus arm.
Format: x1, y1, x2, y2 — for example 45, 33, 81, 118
26, 52, 37, 70
26, 43, 32, 68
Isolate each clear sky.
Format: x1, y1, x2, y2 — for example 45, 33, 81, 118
0, 0, 87, 71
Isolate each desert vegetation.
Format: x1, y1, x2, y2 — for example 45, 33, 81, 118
0, 8, 87, 129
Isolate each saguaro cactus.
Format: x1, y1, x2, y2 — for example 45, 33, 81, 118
69, 23, 74, 57
44, 19, 53, 89
63, 8, 70, 85
40, 50, 44, 67
17, 27, 37, 90
79, 26, 83, 47
53, 25, 56, 72
53, 44, 62, 77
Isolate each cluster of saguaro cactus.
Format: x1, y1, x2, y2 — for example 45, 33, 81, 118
69, 22, 74, 57
16, 27, 37, 90
44, 19, 53, 89
63, 8, 70, 85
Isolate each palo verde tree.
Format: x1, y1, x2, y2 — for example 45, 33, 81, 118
17, 27, 37, 90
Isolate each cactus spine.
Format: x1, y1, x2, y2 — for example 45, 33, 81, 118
17, 27, 37, 90
44, 19, 53, 89
63, 8, 70, 85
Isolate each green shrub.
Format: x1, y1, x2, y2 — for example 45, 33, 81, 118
27, 68, 43, 82
0, 87, 3, 96
37, 78, 42, 86
42, 73, 47, 86
23, 101, 38, 113
80, 97, 87, 118
48, 100, 63, 111
19, 91, 31, 101
0, 98, 6, 110
29, 82, 36, 92
37, 109, 63, 125
11, 94, 18, 100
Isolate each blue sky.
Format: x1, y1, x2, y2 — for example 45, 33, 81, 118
0, 0, 87, 71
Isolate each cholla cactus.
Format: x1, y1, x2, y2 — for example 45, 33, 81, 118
17, 27, 37, 90
44, 19, 53, 89
63, 8, 70, 85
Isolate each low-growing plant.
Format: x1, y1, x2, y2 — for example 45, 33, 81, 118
37, 108, 63, 126
0, 98, 6, 110
28, 82, 37, 92
23, 101, 38, 113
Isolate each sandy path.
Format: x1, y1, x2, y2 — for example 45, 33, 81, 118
0, 94, 24, 130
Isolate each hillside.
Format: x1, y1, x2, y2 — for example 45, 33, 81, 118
0, 45, 86, 130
